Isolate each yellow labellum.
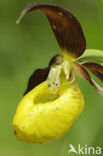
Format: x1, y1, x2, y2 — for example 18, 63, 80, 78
13, 80, 84, 144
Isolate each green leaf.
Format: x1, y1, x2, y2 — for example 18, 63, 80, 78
98, 0, 103, 39
76, 49, 103, 65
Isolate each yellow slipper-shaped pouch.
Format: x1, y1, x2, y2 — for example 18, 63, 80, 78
13, 80, 84, 144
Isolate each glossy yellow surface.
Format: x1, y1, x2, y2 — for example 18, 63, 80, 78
13, 80, 84, 144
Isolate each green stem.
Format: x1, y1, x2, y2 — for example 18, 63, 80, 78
98, 0, 103, 39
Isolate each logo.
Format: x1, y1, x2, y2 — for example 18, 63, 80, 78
68, 144, 102, 155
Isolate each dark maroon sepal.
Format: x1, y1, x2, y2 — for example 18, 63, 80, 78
17, 3, 86, 58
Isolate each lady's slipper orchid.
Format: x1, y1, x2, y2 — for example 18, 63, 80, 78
13, 3, 103, 144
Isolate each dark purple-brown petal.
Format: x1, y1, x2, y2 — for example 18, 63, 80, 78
24, 54, 63, 95
73, 62, 103, 95
90, 70, 103, 81
24, 67, 50, 95
81, 62, 103, 81
17, 3, 86, 58
49, 54, 63, 66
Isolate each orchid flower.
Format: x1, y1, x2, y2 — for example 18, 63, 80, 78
13, 3, 103, 144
